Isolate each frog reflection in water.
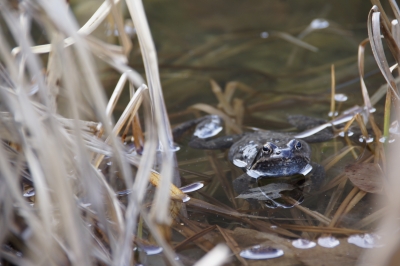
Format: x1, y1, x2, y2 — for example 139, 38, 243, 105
173, 115, 333, 205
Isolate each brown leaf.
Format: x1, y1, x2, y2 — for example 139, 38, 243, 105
345, 163, 383, 193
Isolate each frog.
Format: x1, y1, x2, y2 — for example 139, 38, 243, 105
173, 114, 333, 195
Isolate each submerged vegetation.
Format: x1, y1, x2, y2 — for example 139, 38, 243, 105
0, 0, 400, 265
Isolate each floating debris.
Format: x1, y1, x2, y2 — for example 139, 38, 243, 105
239, 245, 284, 260
157, 142, 180, 152
116, 189, 132, 196
23, 187, 35, 197
328, 111, 338, 117
171, 143, 181, 152
338, 130, 354, 137
182, 195, 191, 203
179, 182, 204, 193
292, 239, 316, 249
124, 20, 136, 38
193, 115, 223, 139
318, 236, 340, 248
140, 245, 163, 255
124, 142, 136, 154
359, 135, 374, 143
260, 31, 269, 38
310, 18, 330, 29
334, 93, 348, 102
347, 234, 384, 249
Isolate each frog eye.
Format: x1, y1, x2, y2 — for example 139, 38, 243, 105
295, 141, 302, 150
262, 144, 273, 154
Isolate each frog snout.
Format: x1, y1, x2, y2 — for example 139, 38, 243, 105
274, 148, 292, 159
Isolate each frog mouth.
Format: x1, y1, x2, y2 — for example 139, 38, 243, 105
247, 156, 311, 178
250, 154, 310, 168
246, 162, 313, 178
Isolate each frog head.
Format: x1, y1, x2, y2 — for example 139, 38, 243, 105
246, 139, 311, 178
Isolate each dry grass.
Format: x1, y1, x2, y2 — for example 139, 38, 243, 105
0, 0, 228, 265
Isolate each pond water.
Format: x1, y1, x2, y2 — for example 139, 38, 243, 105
73, 0, 391, 264
133, 0, 390, 265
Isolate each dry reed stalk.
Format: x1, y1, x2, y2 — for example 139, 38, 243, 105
324, 178, 348, 217
359, 3, 400, 264
206, 151, 238, 208
342, 190, 367, 216
354, 207, 387, 229
330, 64, 336, 117
279, 224, 366, 235
217, 226, 248, 266
0, 0, 197, 264
174, 224, 216, 252
283, 196, 331, 225
328, 186, 359, 228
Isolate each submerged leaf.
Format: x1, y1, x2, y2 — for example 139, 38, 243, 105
345, 163, 383, 193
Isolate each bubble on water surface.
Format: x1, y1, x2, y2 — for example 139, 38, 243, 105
23, 188, 35, 197
334, 93, 348, 102
318, 236, 340, 248
389, 121, 399, 134
182, 195, 191, 202
292, 239, 316, 249
328, 111, 338, 117
359, 135, 374, 143
310, 18, 330, 29
338, 130, 354, 137
171, 143, 181, 152
193, 115, 223, 139
124, 25, 136, 37
379, 136, 387, 143
239, 245, 284, 260
157, 142, 181, 152
260, 32, 269, 38
180, 182, 204, 193
140, 245, 163, 255
116, 189, 132, 196
347, 234, 384, 249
